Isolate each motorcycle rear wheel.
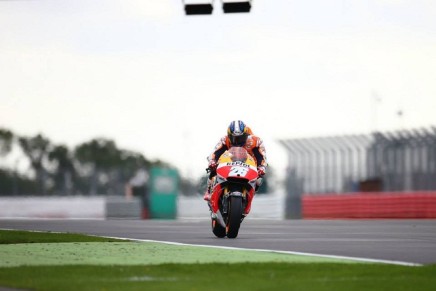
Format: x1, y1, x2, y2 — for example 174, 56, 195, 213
226, 196, 243, 238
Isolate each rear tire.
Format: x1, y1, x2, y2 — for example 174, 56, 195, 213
226, 196, 243, 238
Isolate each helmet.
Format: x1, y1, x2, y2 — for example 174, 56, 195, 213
227, 120, 248, 146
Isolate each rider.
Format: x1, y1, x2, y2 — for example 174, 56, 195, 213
204, 120, 268, 216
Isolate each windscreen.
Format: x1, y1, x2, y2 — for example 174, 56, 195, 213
228, 147, 248, 162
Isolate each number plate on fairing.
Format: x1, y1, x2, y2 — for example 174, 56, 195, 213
229, 166, 249, 177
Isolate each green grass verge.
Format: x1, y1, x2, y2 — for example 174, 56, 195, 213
1, 229, 434, 291
0, 263, 435, 291
0, 229, 358, 266
0, 229, 127, 244
0, 241, 358, 267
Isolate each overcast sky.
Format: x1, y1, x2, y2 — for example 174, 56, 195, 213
1, 0, 436, 180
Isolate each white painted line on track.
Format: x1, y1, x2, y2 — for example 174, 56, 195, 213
104, 235, 422, 267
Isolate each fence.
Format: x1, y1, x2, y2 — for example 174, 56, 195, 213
279, 127, 436, 219
279, 127, 436, 194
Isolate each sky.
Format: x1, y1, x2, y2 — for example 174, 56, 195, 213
1, 0, 436, 181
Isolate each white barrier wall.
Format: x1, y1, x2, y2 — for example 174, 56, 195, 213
0, 196, 105, 219
0, 192, 285, 220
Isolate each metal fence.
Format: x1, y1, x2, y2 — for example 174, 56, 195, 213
279, 127, 436, 194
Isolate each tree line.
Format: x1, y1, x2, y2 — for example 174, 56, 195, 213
0, 127, 172, 196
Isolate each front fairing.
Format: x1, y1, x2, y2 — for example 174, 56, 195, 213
217, 146, 257, 167
216, 147, 258, 182
210, 147, 258, 213
216, 161, 258, 182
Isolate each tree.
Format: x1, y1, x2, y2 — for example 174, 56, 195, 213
0, 127, 181, 196
74, 138, 121, 195
18, 134, 51, 195
119, 150, 149, 178
48, 145, 75, 195
0, 128, 14, 157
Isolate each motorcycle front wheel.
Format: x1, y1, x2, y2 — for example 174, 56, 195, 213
226, 196, 243, 239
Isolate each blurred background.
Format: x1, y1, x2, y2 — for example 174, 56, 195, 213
1, 0, 436, 219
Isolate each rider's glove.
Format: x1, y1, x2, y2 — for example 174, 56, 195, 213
257, 166, 266, 177
208, 160, 218, 171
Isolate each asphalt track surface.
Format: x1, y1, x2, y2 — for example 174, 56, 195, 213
1, 219, 435, 265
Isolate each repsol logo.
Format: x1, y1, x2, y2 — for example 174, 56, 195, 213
226, 161, 249, 167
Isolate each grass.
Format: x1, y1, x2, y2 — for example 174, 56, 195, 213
1, 263, 435, 291
0, 229, 127, 244
0, 229, 435, 291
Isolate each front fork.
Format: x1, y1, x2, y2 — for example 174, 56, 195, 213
211, 182, 254, 215
211, 187, 250, 228
221, 188, 246, 215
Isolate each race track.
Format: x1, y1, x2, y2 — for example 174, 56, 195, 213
1, 219, 435, 265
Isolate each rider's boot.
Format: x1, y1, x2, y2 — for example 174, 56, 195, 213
255, 177, 263, 192
203, 191, 210, 201
203, 178, 213, 201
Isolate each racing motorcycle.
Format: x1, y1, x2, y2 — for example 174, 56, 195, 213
207, 147, 259, 238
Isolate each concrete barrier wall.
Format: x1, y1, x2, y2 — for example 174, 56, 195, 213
0, 196, 105, 219
105, 196, 142, 219
2, 192, 434, 220
303, 192, 436, 219
0, 193, 285, 220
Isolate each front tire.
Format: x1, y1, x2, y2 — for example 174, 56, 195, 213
226, 196, 243, 238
